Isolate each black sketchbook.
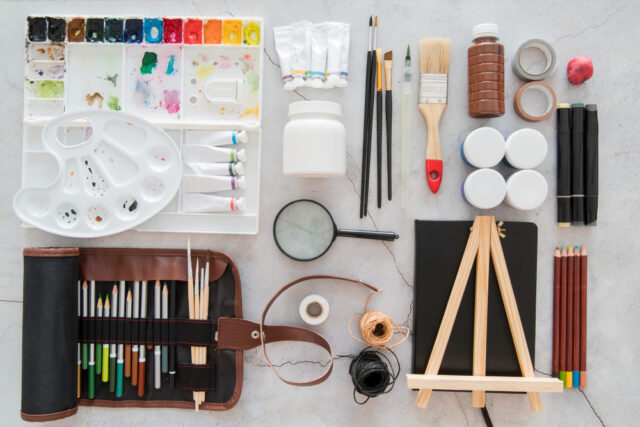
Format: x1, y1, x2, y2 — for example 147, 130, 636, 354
412, 220, 537, 378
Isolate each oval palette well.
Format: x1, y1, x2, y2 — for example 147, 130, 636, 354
13, 110, 182, 237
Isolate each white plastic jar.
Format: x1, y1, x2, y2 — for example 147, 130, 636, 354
460, 127, 505, 168
505, 170, 548, 210
462, 168, 507, 209
283, 101, 346, 177
504, 128, 548, 169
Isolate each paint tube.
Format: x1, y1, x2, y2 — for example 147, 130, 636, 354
183, 145, 246, 163
336, 23, 350, 88
290, 21, 308, 88
324, 22, 343, 89
307, 23, 327, 88
185, 130, 248, 146
182, 175, 246, 193
273, 24, 294, 89
182, 194, 245, 213
185, 161, 245, 176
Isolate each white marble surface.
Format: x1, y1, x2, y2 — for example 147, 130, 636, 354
1, 0, 638, 425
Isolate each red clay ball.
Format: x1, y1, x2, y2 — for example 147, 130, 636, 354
567, 56, 594, 85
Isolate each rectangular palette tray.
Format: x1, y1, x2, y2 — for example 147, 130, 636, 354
22, 16, 264, 235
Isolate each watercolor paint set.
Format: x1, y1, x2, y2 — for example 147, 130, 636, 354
20, 16, 264, 235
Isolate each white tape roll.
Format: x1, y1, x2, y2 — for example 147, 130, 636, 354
299, 294, 330, 325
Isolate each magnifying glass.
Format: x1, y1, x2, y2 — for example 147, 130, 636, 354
273, 199, 399, 261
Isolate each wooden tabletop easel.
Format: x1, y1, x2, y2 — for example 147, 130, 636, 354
406, 216, 563, 412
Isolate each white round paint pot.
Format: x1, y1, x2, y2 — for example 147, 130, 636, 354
504, 128, 548, 169
462, 168, 507, 209
460, 127, 505, 168
505, 170, 548, 210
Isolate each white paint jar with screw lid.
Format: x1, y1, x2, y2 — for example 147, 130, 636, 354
504, 128, 548, 169
505, 170, 548, 210
283, 101, 346, 177
462, 168, 507, 209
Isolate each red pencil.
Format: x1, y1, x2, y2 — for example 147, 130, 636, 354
552, 248, 561, 377
566, 247, 574, 387
580, 246, 588, 387
573, 247, 581, 386
559, 247, 567, 382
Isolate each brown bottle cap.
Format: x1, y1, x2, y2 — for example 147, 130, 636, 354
469, 62, 505, 75
469, 81, 505, 92
469, 100, 505, 117
469, 53, 504, 66
469, 72, 504, 84
469, 90, 505, 102
468, 44, 504, 55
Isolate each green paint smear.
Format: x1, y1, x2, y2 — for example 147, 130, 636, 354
140, 52, 158, 75
166, 55, 176, 75
107, 96, 121, 111
247, 72, 259, 94
31, 80, 64, 98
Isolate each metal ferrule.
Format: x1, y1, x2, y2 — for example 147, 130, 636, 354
419, 74, 448, 104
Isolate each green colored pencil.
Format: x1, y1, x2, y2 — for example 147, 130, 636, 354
116, 281, 125, 397
109, 285, 118, 393
82, 281, 88, 370
102, 296, 110, 383
96, 296, 103, 375
88, 281, 96, 399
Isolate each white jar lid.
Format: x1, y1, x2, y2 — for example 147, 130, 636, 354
463, 168, 506, 209
462, 127, 505, 168
505, 128, 548, 169
289, 100, 342, 118
505, 170, 548, 210
473, 23, 499, 39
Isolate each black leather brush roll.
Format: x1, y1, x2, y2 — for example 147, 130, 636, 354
22, 248, 80, 422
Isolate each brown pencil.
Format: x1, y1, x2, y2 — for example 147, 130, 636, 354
580, 246, 588, 387
559, 247, 567, 382
572, 247, 581, 386
565, 247, 574, 387
552, 248, 561, 377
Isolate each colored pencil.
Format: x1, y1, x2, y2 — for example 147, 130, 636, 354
109, 285, 118, 393
193, 259, 200, 408
96, 296, 103, 376
102, 296, 110, 383
138, 281, 147, 397
162, 284, 168, 374
77, 281, 81, 398
116, 281, 125, 397
132, 281, 140, 386
169, 280, 176, 389
552, 248, 561, 377
125, 289, 132, 379
573, 247, 581, 387
559, 247, 567, 382
201, 262, 211, 406
580, 246, 588, 387
88, 281, 96, 399
82, 281, 88, 370
154, 281, 161, 390
565, 248, 574, 387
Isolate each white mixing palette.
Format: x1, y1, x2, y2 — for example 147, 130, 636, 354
21, 16, 264, 235
14, 110, 182, 237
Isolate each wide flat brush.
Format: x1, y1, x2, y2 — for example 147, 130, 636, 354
418, 38, 450, 194
384, 50, 393, 201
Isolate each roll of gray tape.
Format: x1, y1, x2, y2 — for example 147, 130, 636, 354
299, 294, 330, 325
512, 39, 556, 81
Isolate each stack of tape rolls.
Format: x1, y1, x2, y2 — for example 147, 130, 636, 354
512, 39, 558, 121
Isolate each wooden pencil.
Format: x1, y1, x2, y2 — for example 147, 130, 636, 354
137, 281, 147, 397
572, 247, 581, 387
132, 281, 140, 386
552, 248, 561, 377
565, 247, 574, 387
580, 246, 588, 387
559, 247, 567, 382
125, 289, 132, 379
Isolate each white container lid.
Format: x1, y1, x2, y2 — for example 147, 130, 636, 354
505, 128, 548, 169
463, 168, 506, 209
462, 127, 506, 168
289, 100, 342, 118
473, 23, 499, 40
505, 170, 548, 210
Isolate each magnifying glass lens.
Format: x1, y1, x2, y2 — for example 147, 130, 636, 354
274, 200, 335, 261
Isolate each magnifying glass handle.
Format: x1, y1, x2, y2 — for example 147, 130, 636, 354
335, 229, 399, 241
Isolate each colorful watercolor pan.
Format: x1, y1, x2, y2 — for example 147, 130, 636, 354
22, 15, 264, 235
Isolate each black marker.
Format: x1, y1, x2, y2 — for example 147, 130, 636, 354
585, 105, 598, 225
557, 104, 572, 227
571, 103, 585, 225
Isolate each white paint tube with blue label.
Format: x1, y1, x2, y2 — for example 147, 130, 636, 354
184, 130, 248, 147
182, 175, 246, 193
307, 23, 328, 88
273, 24, 294, 88
303, 21, 313, 85
182, 194, 245, 213
324, 22, 343, 89
336, 23, 350, 88
183, 145, 246, 163
185, 161, 245, 176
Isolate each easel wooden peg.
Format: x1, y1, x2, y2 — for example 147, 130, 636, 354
409, 216, 563, 412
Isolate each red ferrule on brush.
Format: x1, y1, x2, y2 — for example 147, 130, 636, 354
426, 159, 443, 193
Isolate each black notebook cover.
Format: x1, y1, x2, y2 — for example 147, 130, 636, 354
412, 220, 537, 378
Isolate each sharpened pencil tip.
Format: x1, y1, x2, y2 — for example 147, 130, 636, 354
155, 280, 160, 288
406, 44, 410, 59
374, 16, 378, 26
83, 281, 88, 289
581, 246, 587, 255
369, 16, 372, 26
112, 284, 118, 294
127, 290, 132, 300
163, 284, 168, 294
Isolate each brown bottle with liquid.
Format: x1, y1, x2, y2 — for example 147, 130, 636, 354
468, 23, 505, 118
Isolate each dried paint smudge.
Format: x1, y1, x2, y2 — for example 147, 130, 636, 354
107, 96, 121, 111
140, 52, 158, 74
102, 73, 119, 86
166, 55, 177, 75
29, 80, 64, 98
163, 90, 180, 114
135, 80, 154, 108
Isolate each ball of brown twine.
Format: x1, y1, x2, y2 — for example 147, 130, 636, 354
348, 292, 409, 349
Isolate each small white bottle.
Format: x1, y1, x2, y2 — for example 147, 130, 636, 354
283, 101, 346, 177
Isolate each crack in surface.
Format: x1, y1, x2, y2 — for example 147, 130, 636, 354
554, 2, 626, 45
191, 0, 203, 15
454, 392, 470, 426
249, 355, 352, 369
0, 299, 22, 304
263, 47, 307, 100
579, 388, 606, 427
368, 215, 412, 289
